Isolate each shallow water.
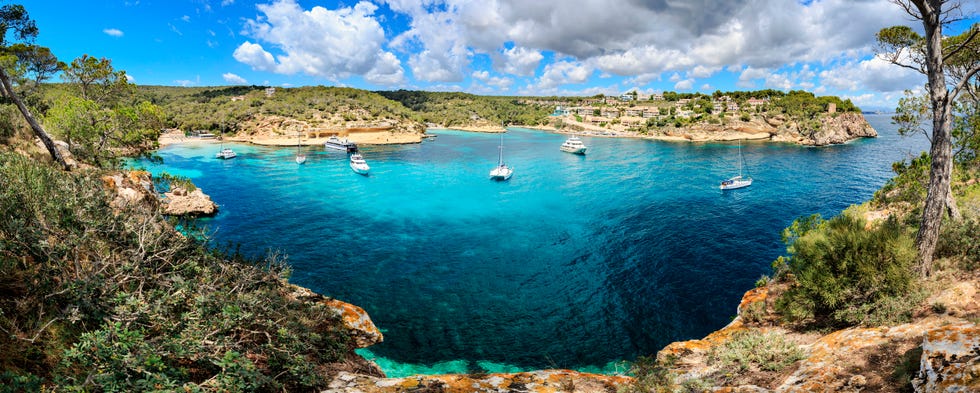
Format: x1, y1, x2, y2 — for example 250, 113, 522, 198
132, 114, 927, 376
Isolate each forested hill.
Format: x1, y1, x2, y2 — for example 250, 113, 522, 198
128, 85, 864, 143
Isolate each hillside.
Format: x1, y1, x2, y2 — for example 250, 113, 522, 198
132, 86, 874, 146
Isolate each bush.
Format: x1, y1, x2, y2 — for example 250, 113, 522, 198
0, 153, 352, 390
935, 216, 980, 269
620, 356, 678, 393
706, 330, 805, 373
774, 213, 919, 327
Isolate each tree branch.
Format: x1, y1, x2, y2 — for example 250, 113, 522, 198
942, 26, 978, 62
950, 64, 980, 100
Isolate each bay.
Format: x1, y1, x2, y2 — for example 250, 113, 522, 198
132, 113, 927, 376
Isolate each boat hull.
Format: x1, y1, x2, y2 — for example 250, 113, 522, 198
489, 166, 513, 180
350, 164, 370, 175
216, 149, 236, 159
560, 146, 587, 154
720, 177, 752, 190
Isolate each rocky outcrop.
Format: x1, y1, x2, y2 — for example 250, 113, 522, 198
657, 281, 980, 392
287, 284, 383, 349
161, 187, 218, 216
644, 112, 877, 146
325, 369, 631, 393
913, 324, 980, 392
806, 112, 878, 146
101, 171, 157, 210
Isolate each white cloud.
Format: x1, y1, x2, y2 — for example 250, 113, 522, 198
377, 0, 908, 86
737, 67, 770, 88
181, 15, 190, 23
125, 74, 135, 83
472, 70, 513, 90
235, 0, 404, 82
819, 56, 924, 93
536, 60, 592, 89
674, 79, 694, 90
499, 46, 543, 76
222, 0, 235, 5
233, 42, 277, 72
689, 65, 720, 79
222, 72, 248, 85
103, 28, 123, 37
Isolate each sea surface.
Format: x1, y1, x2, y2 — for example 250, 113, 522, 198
132, 114, 928, 377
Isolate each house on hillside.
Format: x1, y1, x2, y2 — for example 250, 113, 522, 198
601, 108, 621, 118
625, 108, 644, 117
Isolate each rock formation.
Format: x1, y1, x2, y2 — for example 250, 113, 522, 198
325, 369, 631, 393
161, 186, 218, 216
287, 284, 384, 349
101, 171, 157, 210
657, 281, 980, 392
669, 112, 877, 146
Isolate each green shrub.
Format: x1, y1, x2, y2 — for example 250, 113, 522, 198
706, 330, 805, 373
774, 213, 918, 327
0, 153, 352, 390
620, 356, 677, 393
935, 216, 980, 269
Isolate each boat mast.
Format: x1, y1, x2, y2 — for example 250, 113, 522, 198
497, 132, 504, 166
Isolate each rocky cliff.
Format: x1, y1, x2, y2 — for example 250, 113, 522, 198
658, 280, 979, 392
672, 112, 877, 146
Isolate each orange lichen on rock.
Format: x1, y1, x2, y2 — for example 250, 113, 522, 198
286, 284, 383, 348
328, 370, 630, 393
914, 324, 980, 392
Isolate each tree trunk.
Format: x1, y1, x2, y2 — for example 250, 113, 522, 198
0, 67, 70, 171
912, 0, 952, 276
946, 182, 961, 221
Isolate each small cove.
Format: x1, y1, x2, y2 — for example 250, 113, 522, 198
132, 114, 927, 377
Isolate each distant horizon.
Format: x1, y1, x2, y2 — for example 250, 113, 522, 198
23, 0, 977, 111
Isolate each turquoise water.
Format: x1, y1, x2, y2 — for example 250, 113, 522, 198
132, 114, 927, 377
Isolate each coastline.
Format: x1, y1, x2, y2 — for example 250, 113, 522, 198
159, 129, 423, 147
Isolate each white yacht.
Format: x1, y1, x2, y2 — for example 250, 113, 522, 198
560, 136, 587, 154
349, 153, 370, 175
720, 140, 752, 190
489, 133, 513, 180
215, 147, 236, 159
325, 136, 357, 152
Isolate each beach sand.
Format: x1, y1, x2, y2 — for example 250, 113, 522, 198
161, 130, 423, 147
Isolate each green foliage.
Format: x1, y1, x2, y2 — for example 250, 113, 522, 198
706, 330, 805, 373
377, 90, 553, 126
891, 346, 923, 393
935, 216, 980, 269
873, 152, 930, 211
620, 356, 677, 393
774, 213, 919, 327
0, 153, 352, 390
771, 90, 858, 119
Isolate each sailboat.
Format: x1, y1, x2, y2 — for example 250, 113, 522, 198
295, 132, 306, 164
215, 137, 236, 159
489, 131, 513, 180
720, 139, 752, 190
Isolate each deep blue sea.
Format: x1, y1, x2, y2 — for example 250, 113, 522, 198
131, 114, 927, 376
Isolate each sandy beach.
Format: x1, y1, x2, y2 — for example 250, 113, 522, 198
160, 129, 423, 147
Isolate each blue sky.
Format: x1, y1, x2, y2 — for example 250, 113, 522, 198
21, 0, 979, 110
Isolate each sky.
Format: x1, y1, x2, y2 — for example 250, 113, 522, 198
19, 0, 980, 110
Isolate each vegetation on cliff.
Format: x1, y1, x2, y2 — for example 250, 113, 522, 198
0, 152, 355, 391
